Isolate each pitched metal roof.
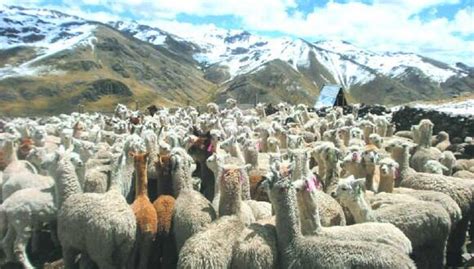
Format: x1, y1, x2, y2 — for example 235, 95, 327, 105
314, 85, 343, 108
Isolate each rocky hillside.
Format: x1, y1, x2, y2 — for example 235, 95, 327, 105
0, 6, 215, 115
0, 5, 472, 115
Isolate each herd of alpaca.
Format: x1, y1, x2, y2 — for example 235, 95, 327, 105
0, 100, 473, 269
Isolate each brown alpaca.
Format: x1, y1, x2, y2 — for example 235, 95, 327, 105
249, 170, 270, 202
155, 154, 174, 197
130, 152, 158, 269
152, 195, 177, 269
18, 137, 34, 160
72, 121, 86, 139
187, 128, 215, 200
152, 154, 178, 268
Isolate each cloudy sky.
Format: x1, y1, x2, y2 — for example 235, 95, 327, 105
3, 0, 473, 65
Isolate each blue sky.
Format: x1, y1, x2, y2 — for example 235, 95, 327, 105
2, 0, 473, 64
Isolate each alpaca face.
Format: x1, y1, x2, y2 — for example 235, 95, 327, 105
379, 159, 398, 177
331, 176, 365, 204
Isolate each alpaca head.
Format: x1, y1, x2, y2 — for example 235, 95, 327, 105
368, 133, 383, 148
261, 161, 294, 203
361, 145, 380, 166
423, 160, 448, 175
219, 164, 246, 196
379, 158, 399, 178
226, 98, 237, 109
156, 153, 172, 177
130, 152, 149, 177
267, 136, 280, 152
220, 136, 238, 153
331, 175, 365, 205
436, 131, 449, 142
287, 134, 304, 149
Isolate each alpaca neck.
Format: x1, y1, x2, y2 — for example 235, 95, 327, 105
296, 190, 322, 234
230, 144, 245, 164
245, 148, 259, 169
342, 134, 350, 147
54, 160, 82, 208
273, 188, 301, 247
345, 193, 375, 223
364, 163, 376, 191
323, 168, 339, 193
5, 143, 18, 163
134, 162, 148, 198
397, 148, 411, 182
219, 184, 242, 217
378, 174, 394, 193
172, 166, 192, 197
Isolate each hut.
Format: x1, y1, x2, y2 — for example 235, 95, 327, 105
314, 84, 348, 108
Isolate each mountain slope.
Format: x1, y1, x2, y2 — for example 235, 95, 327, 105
114, 21, 471, 105
0, 5, 472, 115
0, 6, 215, 115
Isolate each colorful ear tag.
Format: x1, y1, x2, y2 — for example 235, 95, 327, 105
207, 143, 214, 153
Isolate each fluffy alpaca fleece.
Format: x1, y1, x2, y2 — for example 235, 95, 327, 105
453, 169, 474, 179
171, 148, 217, 252
218, 165, 256, 224
54, 149, 136, 269
387, 141, 473, 266
292, 177, 412, 255
392, 188, 462, 225
130, 152, 158, 269
153, 195, 177, 268
277, 151, 346, 226
231, 223, 278, 269
435, 131, 451, 152
2, 172, 54, 201
334, 176, 452, 269
439, 151, 456, 176
178, 216, 245, 269
411, 146, 442, 172
262, 168, 416, 269
0, 187, 57, 269
424, 160, 449, 175
220, 136, 246, 165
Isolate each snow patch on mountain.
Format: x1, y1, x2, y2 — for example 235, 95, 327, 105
0, 6, 97, 79
110, 21, 168, 46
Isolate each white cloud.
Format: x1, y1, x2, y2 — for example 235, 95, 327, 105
7, 0, 472, 65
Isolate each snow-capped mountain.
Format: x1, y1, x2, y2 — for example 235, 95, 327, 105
0, 5, 472, 114
111, 20, 467, 89
0, 6, 97, 78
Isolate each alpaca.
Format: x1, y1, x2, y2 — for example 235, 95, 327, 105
410, 119, 443, 172
2, 172, 54, 201
153, 195, 177, 269
0, 187, 57, 269
178, 215, 245, 269
439, 150, 456, 175
171, 148, 217, 252
377, 157, 399, 193
261, 165, 416, 269
220, 136, 245, 165
386, 140, 472, 266
334, 176, 452, 269
359, 120, 377, 144
424, 160, 449, 174
50, 148, 137, 269
368, 133, 383, 149
435, 131, 451, 152
130, 152, 158, 269
187, 128, 215, 201
286, 149, 346, 226
361, 145, 380, 192
218, 165, 255, 224
291, 176, 412, 255
453, 170, 474, 179
231, 223, 278, 269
